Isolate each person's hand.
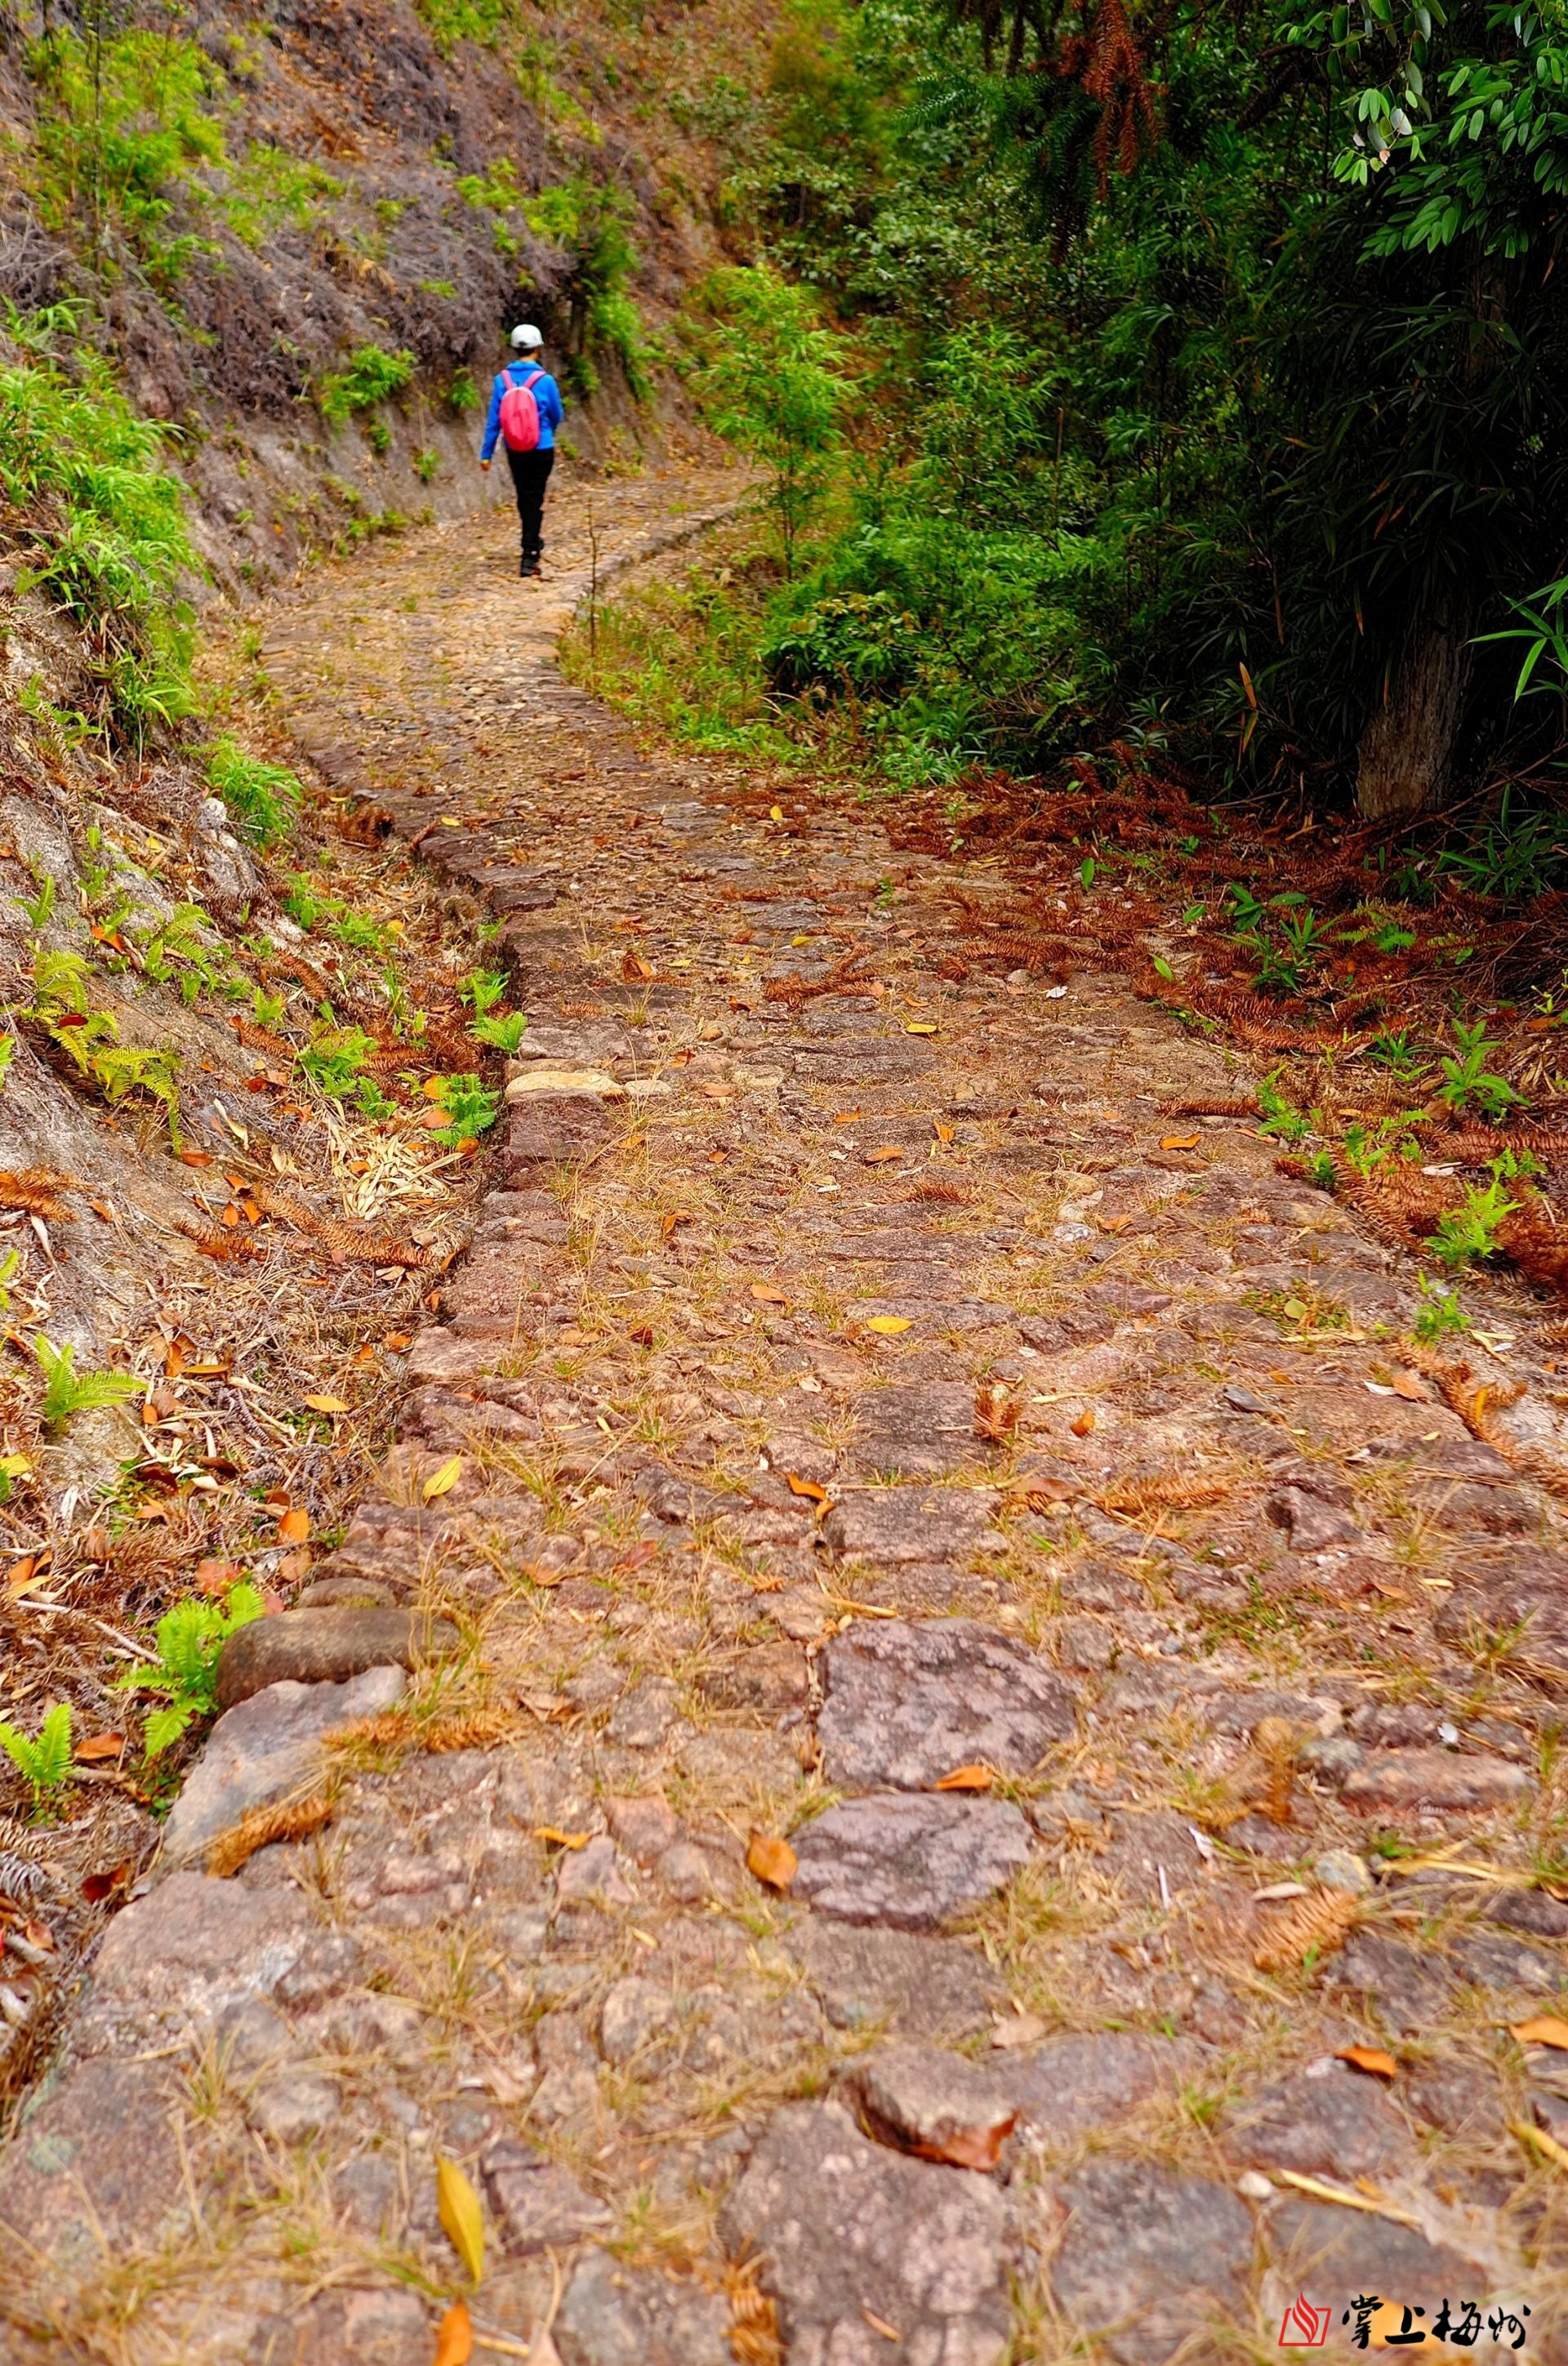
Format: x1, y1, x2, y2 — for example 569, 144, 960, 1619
480, 459, 491, 472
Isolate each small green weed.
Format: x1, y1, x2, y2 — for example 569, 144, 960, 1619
430, 1072, 500, 1144
471, 1010, 528, 1052
33, 1336, 140, 1428
1413, 1277, 1472, 1343
1257, 1070, 1311, 1143
205, 737, 303, 849
0, 1702, 73, 1819
1425, 1172, 1519, 1268
460, 969, 508, 1016
118, 1584, 264, 1758
298, 1023, 376, 1097
1438, 1018, 1523, 1123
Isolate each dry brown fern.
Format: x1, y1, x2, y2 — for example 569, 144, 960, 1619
724, 2261, 783, 2366
247, 1181, 427, 1269
175, 1219, 265, 1263
207, 1792, 334, 1878
330, 1706, 519, 1757
1159, 1097, 1259, 1120
0, 1167, 78, 1222
975, 1384, 1021, 1443
763, 944, 878, 1009
1253, 1887, 1360, 1973
1094, 1469, 1233, 1517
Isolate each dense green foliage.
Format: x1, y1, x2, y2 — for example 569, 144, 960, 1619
654, 0, 1568, 818
0, 335, 194, 739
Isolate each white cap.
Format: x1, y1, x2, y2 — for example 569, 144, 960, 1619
510, 323, 543, 350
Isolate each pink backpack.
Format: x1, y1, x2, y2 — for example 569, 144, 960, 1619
498, 366, 544, 452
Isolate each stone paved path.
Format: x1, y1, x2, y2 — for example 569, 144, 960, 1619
5, 462, 1568, 2363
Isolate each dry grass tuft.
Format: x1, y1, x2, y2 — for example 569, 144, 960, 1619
206, 1791, 335, 1878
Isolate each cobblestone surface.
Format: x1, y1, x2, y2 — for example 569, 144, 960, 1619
3, 464, 1566, 2359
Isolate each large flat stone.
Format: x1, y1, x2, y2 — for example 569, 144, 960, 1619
1222, 2063, 1414, 2181
162, 1664, 405, 1866
90, 1870, 311, 2028
844, 2041, 1018, 2169
216, 1608, 459, 1708
555, 2248, 731, 2366
1006, 2032, 1181, 2144
719, 2101, 1009, 2364
483, 2136, 613, 2251
818, 1616, 1075, 1789
848, 1382, 985, 1477
786, 1920, 1006, 2039
1051, 2158, 1254, 2365
823, 1487, 1003, 1566
0, 2057, 186, 2270
791, 1793, 1033, 1931
1341, 1748, 1528, 1813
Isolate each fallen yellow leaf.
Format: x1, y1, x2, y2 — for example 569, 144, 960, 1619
422, 1455, 464, 1503
866, 1315, 912, 1335
434, 2301, 474, 2366
906, 1021, 939, 1036
769, 804, 784, 822
1337, 2043, 1398, 2080
1160, 1133, 1200, 1151
533, 1826, 590, 1849
751, 1283, 791, 1304
935, 1764, 995, 1792
746, 1829, 797, 1890
933, 1121, 955, 1143
786, 1473, 829, 1504
865, 1146, 903, 1163
1069, 1408, 1096, 1437
833, 1109, 862, 1124
1512, 2014, 1568, 2051
303, 1393, 350, 1415
422, 1076, 450, 1099
277, 1506, 310, 1544
1513, 2115, 1568, 2172
791, 933, 812, 947
436, 2157, 484, 2284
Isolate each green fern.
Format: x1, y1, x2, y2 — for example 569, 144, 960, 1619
118, 1583, 265, 1758
33, 1336, 140, 1428
0, 1701, 73, 1817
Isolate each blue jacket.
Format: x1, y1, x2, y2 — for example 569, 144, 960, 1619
481, 361, 564, 461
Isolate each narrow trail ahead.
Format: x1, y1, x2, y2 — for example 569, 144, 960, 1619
5, 463, 1567, 2364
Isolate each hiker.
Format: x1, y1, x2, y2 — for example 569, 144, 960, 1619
479, 324, 564, 578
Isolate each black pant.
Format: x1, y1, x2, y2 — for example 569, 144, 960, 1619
506, 447, 555, 564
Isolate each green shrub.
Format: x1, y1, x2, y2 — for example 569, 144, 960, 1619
318, 345, 416, 426
27, 27, 225, 284
0, 348, 194, 741
205, 737, 303, 848
416, 0, 516, 52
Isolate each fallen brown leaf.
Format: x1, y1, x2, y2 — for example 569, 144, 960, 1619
746, 1830, 798, 1890
751, 1283, 791, 1304
1512, 2014, 1568, 2051
865, 1146, 903, 1164
934, 1764, 995, 1791
74, 1733, 124, 1765
1391, 1369, 1432, 1401
786, 1473, 830, 1504
1069, 1408, 1096, 1437
1337, 2044, 1397, 2081
277, 1506, 310, 1544
1160, 1133, 1200, 1151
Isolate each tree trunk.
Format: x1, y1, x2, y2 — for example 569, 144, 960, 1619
1355, 590, 1476, 821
